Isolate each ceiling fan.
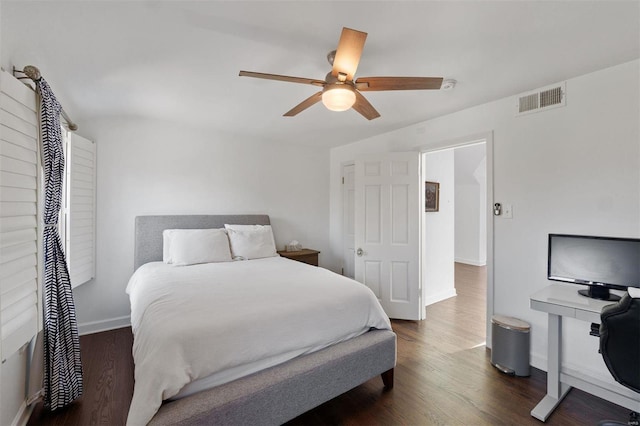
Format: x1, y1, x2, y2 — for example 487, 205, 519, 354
239, 27, 445, 120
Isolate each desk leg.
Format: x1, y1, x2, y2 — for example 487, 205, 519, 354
531, 313, 572, 422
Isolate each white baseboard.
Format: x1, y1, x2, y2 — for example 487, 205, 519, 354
425, 288, 457, 306
11, 401, 32, 426
455, 257, 487, 266
78, 315, 131, 336
530, 352, 547, 372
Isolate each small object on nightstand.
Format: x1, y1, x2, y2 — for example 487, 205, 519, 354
277, 248, 320, 266
285, 240, 303, 252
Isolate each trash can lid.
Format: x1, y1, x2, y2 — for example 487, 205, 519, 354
492, 315, 530, 331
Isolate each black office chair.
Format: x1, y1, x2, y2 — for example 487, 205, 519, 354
598, 291, 640, 426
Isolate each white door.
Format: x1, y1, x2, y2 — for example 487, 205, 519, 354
342, 164, 355, 278
354, 152, 422, 320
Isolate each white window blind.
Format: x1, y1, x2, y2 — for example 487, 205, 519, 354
0, 70, 40, 361
64, 133, 96, 288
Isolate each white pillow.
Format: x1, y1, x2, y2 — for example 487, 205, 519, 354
163, 228, 228, 263
224, 224, 277, 260
163, 230, 174, 263
163, 229, 232, 266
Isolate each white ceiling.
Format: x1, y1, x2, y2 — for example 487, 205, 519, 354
2, 1, 639, 148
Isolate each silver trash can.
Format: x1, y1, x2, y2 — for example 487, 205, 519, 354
491, 315, 530, 376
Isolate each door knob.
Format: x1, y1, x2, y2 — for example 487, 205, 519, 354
356, 248, 364, 257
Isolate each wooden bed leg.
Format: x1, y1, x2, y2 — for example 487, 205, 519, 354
381, 368, 394, 390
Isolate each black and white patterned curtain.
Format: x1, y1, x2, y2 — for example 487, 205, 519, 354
35, 77, 83, 409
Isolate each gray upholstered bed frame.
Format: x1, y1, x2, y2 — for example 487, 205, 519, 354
134, 215, 396, 425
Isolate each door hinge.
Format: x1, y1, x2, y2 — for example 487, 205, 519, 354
342, 176, 344, 184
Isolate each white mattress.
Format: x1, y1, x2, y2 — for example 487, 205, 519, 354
125, 257, 391, 425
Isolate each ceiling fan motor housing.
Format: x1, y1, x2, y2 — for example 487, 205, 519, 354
327, 50, 337, 66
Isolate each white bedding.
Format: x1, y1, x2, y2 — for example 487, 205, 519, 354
126, 256, 391, 425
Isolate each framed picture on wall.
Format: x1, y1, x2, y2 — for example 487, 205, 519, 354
425, 181, 440, 212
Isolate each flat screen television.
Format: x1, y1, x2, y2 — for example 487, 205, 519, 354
547, 234, 640, 301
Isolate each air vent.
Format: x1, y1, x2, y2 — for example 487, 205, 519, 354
540, 86, 562, 108
516, 82, 566, 116
519, 93, 539, 113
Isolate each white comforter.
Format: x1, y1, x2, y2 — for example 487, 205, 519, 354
126, 257, 391, 425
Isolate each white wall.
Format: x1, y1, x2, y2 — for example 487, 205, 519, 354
330, 60, 640, 387
454, 152, 487, 266
0, 349, 27, 426
423, 150, 456, 305
478, 157, 487, 265
455, 184, 480, 264
72, 117, 331, 332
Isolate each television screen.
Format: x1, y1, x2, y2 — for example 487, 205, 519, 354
548, 234, 640, 299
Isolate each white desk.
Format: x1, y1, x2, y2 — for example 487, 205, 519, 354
530, 284, 640, 421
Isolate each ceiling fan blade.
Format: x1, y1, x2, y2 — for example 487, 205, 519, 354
283, 92, 323, 117
239, 71, 325, 87
352, 91, 380, 120
332, 27, 367, 81
355, 76, 444, 91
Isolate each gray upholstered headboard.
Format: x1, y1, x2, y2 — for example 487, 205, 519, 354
134, 215, 271, 270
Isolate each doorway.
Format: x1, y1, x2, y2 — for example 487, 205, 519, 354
421, 138, 491, 342
341, 163, 355, 279
340, 135, 494, 338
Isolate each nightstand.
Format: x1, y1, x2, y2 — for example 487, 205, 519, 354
277, 249, 320, 266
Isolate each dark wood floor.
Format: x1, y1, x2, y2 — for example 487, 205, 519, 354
28, 263, 629, 425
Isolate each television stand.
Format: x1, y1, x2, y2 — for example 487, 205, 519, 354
578, 285, 621, 301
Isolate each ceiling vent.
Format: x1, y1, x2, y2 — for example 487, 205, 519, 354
516, 82, 566, 116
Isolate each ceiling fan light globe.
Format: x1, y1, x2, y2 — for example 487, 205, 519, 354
322, 86, 356, 112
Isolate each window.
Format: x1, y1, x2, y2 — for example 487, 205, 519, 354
0, 70, 40, 360
0, 70, 95, 364
60, 129, 96, 288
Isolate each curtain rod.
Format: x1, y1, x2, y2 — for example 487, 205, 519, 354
13, 65, 78, 131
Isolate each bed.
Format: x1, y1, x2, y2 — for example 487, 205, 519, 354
128, 214, 397, 425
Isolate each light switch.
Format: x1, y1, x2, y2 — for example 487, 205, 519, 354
503, 204, 513, 219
